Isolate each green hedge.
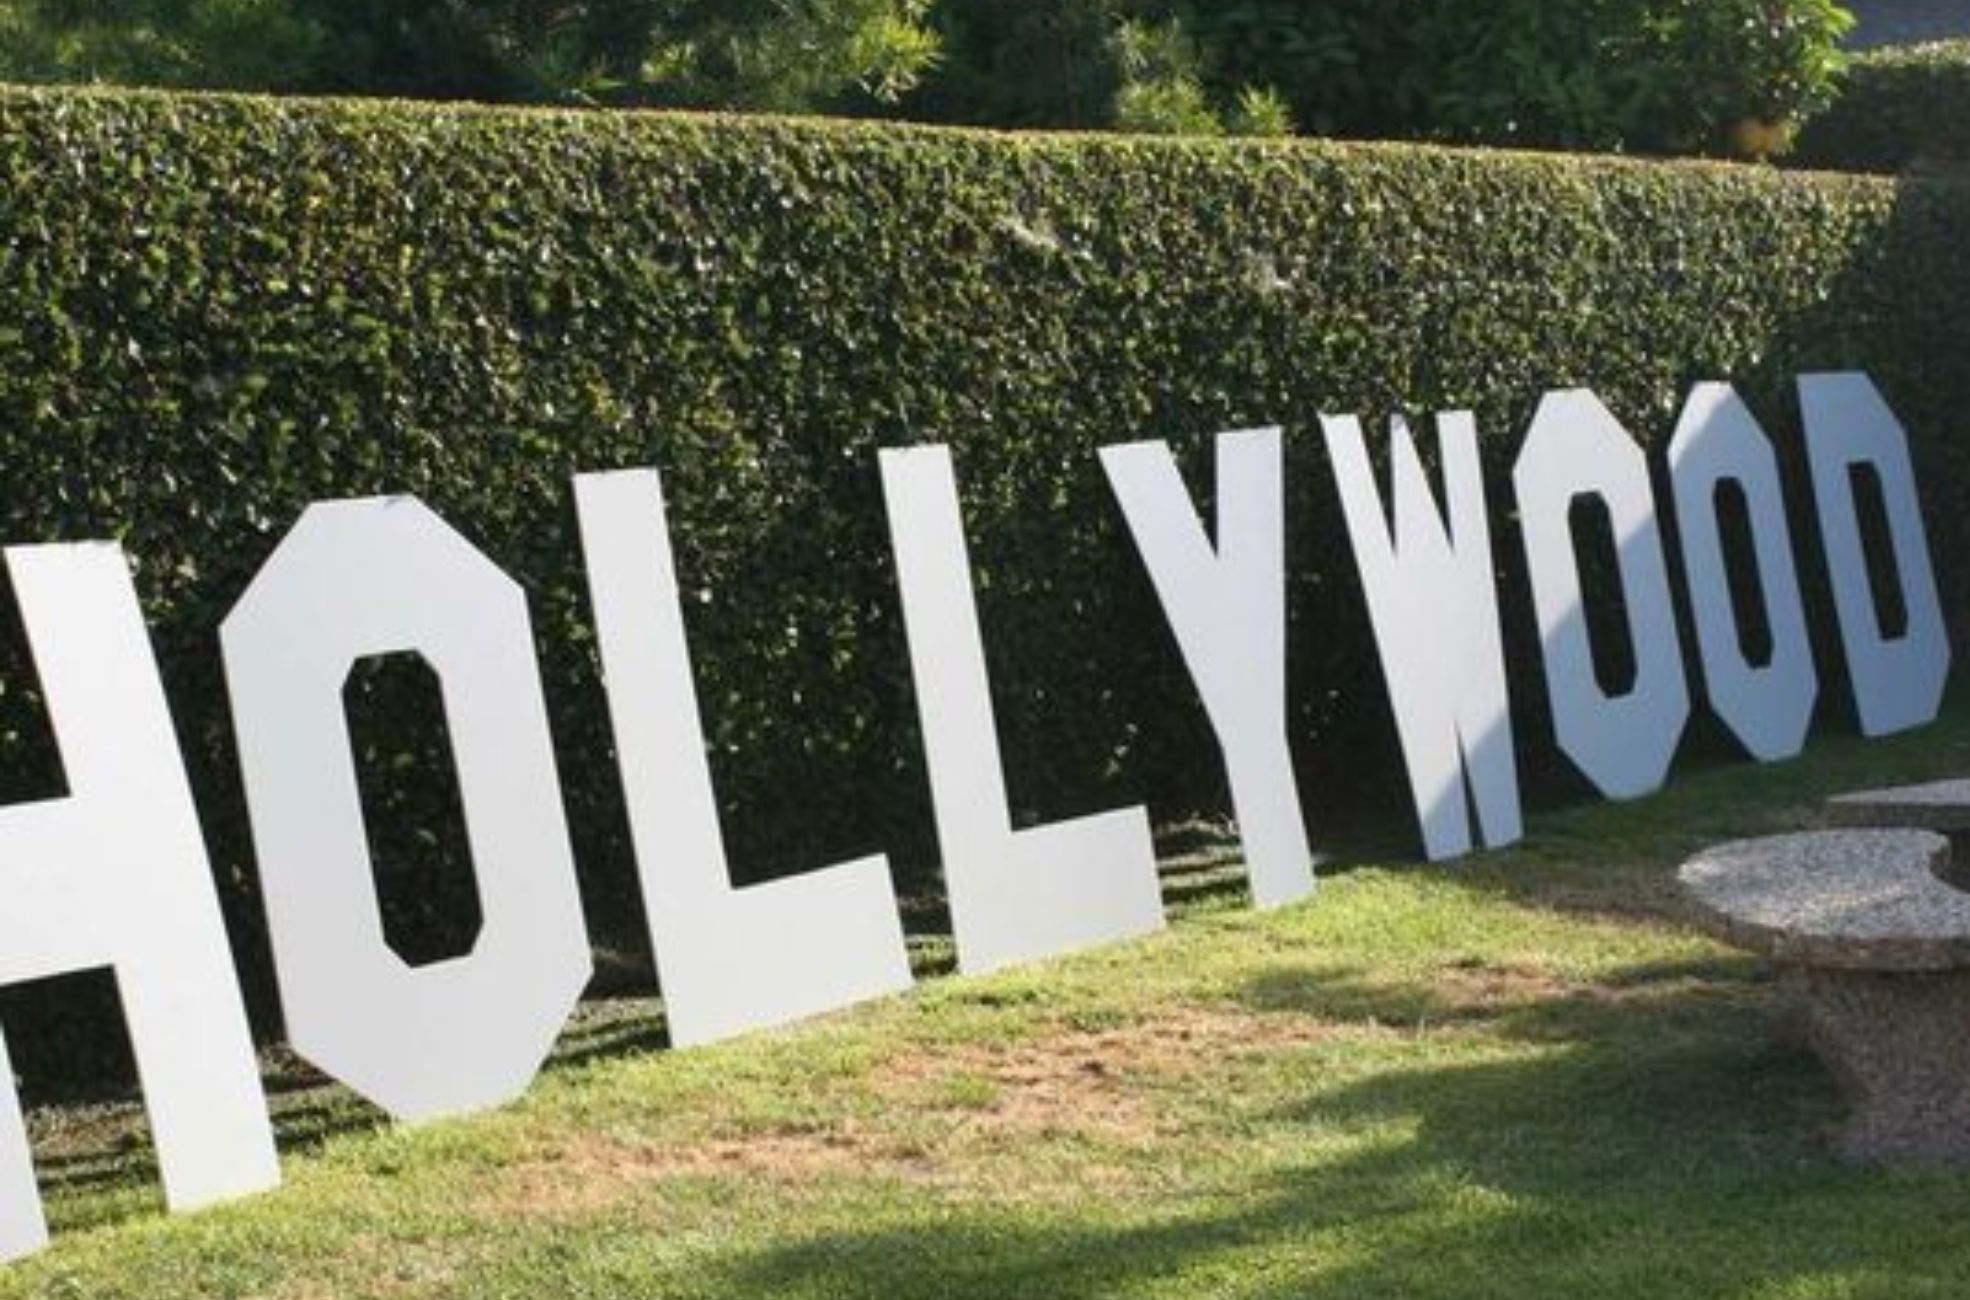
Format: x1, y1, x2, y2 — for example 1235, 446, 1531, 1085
1792, 40, 1970, 173
0, 87, 1966, 1086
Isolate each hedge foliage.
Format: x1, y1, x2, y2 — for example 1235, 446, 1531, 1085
1793, 39, 1970, 173
0, 87, 1965, 1082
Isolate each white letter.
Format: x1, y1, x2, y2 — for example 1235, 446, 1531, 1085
1668, 383, 1817, 760
0, 543, 276, 1260
1514, 390, 1690, 799
880, 445, 1163, 974
574, 469, 911, 1047
222, 498, 589, 1122
1800, 372, 1950, 735
1324, 411, 1522, 859
1100, 429, 1314, 905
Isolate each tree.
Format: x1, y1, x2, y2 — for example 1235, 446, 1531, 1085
0, 0, 942, 113
0, 0, 324, 90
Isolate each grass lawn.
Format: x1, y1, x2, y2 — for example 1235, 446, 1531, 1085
11, 701, 1970, 1298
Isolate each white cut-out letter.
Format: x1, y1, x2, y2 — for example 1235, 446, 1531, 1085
0, 543, 277, 1260
1669, 383, 1818, 760
574, 469, 911, 1047
1800, 373, 1950, 736
1100, 429, 1314, 905
1325, 411, 1522, 859
1514, 390, 1690, 799
880, 445, 1164, 974
223, 498, 590, 1122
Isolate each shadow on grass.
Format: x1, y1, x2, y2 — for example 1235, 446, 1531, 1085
32, 989, 678, 1229
687, 959, 1970, 1300
1331, 695, 1970, 931
1238, 952, 1777, 1039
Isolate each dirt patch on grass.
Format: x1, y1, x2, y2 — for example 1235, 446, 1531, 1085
1435, 958, 1579, 1007
487, 1122, 916, 1220
870, 1006, 1348, 1138
483, 1005, 1344, 1219
475, 967, 1710, 1224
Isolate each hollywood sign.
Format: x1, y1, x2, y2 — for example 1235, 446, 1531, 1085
0, 372, 1948, 1258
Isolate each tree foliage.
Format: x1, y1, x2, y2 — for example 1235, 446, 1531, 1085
1179, 0, 1855, 153
0, 0, 324, 90
0, 0, 1855, 153
913, 0, 1854, 154
1792, 39, 1970, 173
0, 0, 943, 111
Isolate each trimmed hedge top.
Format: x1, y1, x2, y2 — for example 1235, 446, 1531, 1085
1793, 39, 1970, 173
0, 86, 1965, 1081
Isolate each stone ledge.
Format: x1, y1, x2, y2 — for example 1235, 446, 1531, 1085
1827, 778, 1970, 834
1678, 829, 1963, 972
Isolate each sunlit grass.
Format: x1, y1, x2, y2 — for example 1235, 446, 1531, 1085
6, 700, 1970, 1298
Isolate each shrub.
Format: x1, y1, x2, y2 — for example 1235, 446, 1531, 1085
1183, 0, 1854, 154
914, 0, 1851, 153
1225, 85, 1293, 138
1108, 17, 1220, 135
0, 88, 1963, 1086
908, 0, 1129, 129
1792, 39, 1970, 173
